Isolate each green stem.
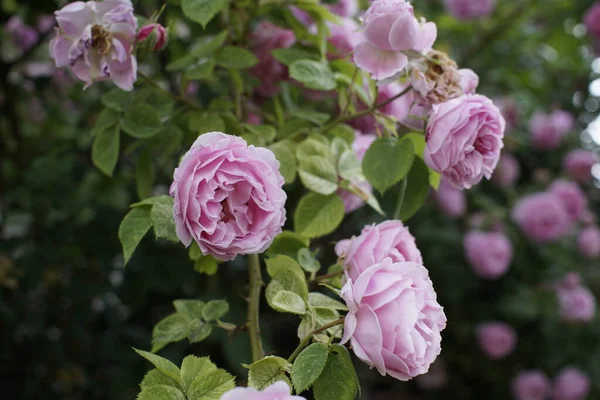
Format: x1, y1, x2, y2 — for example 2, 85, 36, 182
393, 177, 408, 220
287, 318, 345, 363
248, 253, 264, 362
138, 71, 202, 110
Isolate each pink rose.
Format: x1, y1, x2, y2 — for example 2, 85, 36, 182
443, 0, 495, 20
353, 0, 437, 80
512, 193, 573, 243
512, 370, 551, 400
529, 110, 574, 150
409, 51, 468, 107
495, 97, 520, 131
50, 0, 138, 91
557, 285, 596, 323
6, 16, 39, 51
170, 132, 287, 261
336, 220, 423, 282
475, 322, 517, 359
558, 273, 583, 290
563, 150, 595, 183
249, 21, 296, 97
337, 134, 377, 213
433, 178, 466, 218
458, 68, 479, 94
464, 231, 512, 280
548, 180, 588, 222
578, 226, 600, 258
552, 367, 590, 400
424, 95, 505, 190
221, 381, 305, 400
585, 3, 600, 39
491, 153, 520, 189
340, 258, 447, 380
136, 23, 168, 51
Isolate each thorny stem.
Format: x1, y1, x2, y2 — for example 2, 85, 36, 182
247, 253, 264, 362
287, 318, 345, 363
138, 71, 203, 110
311, 270, 344, 283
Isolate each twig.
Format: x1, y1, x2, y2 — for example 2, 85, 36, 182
287, 318, 345, 363
138, 71, 202, 110
247, 253, 264, 362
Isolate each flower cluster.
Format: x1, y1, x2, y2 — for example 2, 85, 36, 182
512, 367, 590, 400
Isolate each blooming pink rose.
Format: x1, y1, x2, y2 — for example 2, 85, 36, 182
353, 0, 436, 80
552, 367, 590, 400
50, 0, 138, 91
337, 134, 377, 213
585, 3, 600, 39
552, 109, 575, 134
170, 132, 287, 261
221, 381, 305, 400
529, 110, 574, 150
336, 220, 423, 282
6, 16, 39, 51
578, 226, 600, 258
464, 231, 512, 280
558, 272, 583, 290
433, 178, 466, 218
249, 21, 296, 97
512, 193, 573, 242
563, 150, 595, 183
491, 153, 520, 189
424, 95, 505, 189
340, 258, 447, 380
548, 180, 588, 222
136, 23, 168, 51
512, 370, 551, 400
458, 68, 479, 94
475, 322, 517, 359
557, 285, 596, 323
495, 97, 520, 131
443, 0, 495, 20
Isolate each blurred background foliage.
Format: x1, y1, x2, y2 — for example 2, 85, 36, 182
1, 0, 599, 399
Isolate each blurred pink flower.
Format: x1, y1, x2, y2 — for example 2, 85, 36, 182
491, 153, 520, 189
495, 97, 520, 131
512, 370, 551, 400
584, 3, 600, 39
433, 178, 466, 217
563, 150, 595, 183
557, 285, 596, 323
221, 381, 305, 400
443, 0, 495, 20
578, 226, 600, 258
548, 180, 588, 222
136, 23, 168, 51
475, 322, 517, 359
529, 110, 574, 150
464, 231, 513, 280
512, 192, 573, 243
5, 16, 39, 51
552, 367, 590, 400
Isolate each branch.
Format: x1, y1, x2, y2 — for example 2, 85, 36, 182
247, 253, 264, 362
287, 318, 345, 363
138, 71, 203, 110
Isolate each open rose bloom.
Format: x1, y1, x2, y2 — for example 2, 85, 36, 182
221, 381, 305, 400
49, 0, 138, 90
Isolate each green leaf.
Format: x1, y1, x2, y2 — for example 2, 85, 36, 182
138, 385, 186, 400
92, 108, 120, 137
296, 137, 332, 161
271, 290, 307, 314
308, 292, 347, 311
313, 345, 359, 400
297, 248, 321, 273
189, 112, 226, 135
337, 150, 362, 182
187, 368, 235, 400
119, 207, 152, 265
328, 124, 355, 145
214, 46, 258, 69
167, 31, 228, 71
92, 125, 120, 177
265, 255, 309, 300
134, 88, 175, 120
201, 300, 229, 321
136, 151, 155, 200
134, 349, 181, 384
291, 343, 328, 393
173, 300, 205, 319
180, 356, 218, 393
395, 157, 430, 221
188, 320, 213, 343
289, 60, 336, 91
298, 156, 338, 195
244, 124, 277, 144
245, 356, 291, 390
152, 313, 191, 353
266, 231, 309, 258
194, 256, 219, 275
185, 60, 216, 80
272, 48, 319, 66
403, 132, 426, 159
294, 193, 344, 238
265, 254, 304, 279
362, 137, 414, 194
140, 369, 179, 390
150, 198, 178, 242
182, 0, 230, 28
102, 89, 134, 112
132, 195, 172, 208
429, 169, 441, 189
121, 104, 162, 139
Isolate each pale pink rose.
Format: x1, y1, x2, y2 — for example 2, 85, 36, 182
585, 3, 600, 39
415, 359, 447, 390
221, 381, 305, 400
443, 0, 495, 20
170, 132, 286, 261
49, 0, 138, 91
349, 81, 412, 133
475, 322, 517, 360
512, 370, 552, 400
464, 231, 512, 280
548, 180, 588, 222
433, 178, 466, 218
136, 23, 168, 51
328, 0, 359, 17
552, 109, 575, 134
458, 68, 479, 94
552, 367, 590, 400
578, 226, 600, 258
512, 193, 573, 243
424, 95, 505, 190
495, 97, 520, 131
353, 0, 436, 80
563, 150, 595, 183
249, 21, 296, 97
557, 285, 596, 323
337, 133, 377, 213
529, 110, 574, 150
5, 16, 39, 51
37, 15, 57, 33
558, 273, 583, 290
336, 220, 423, 283
340, 258, 447, 380
492, 153, 520, 189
